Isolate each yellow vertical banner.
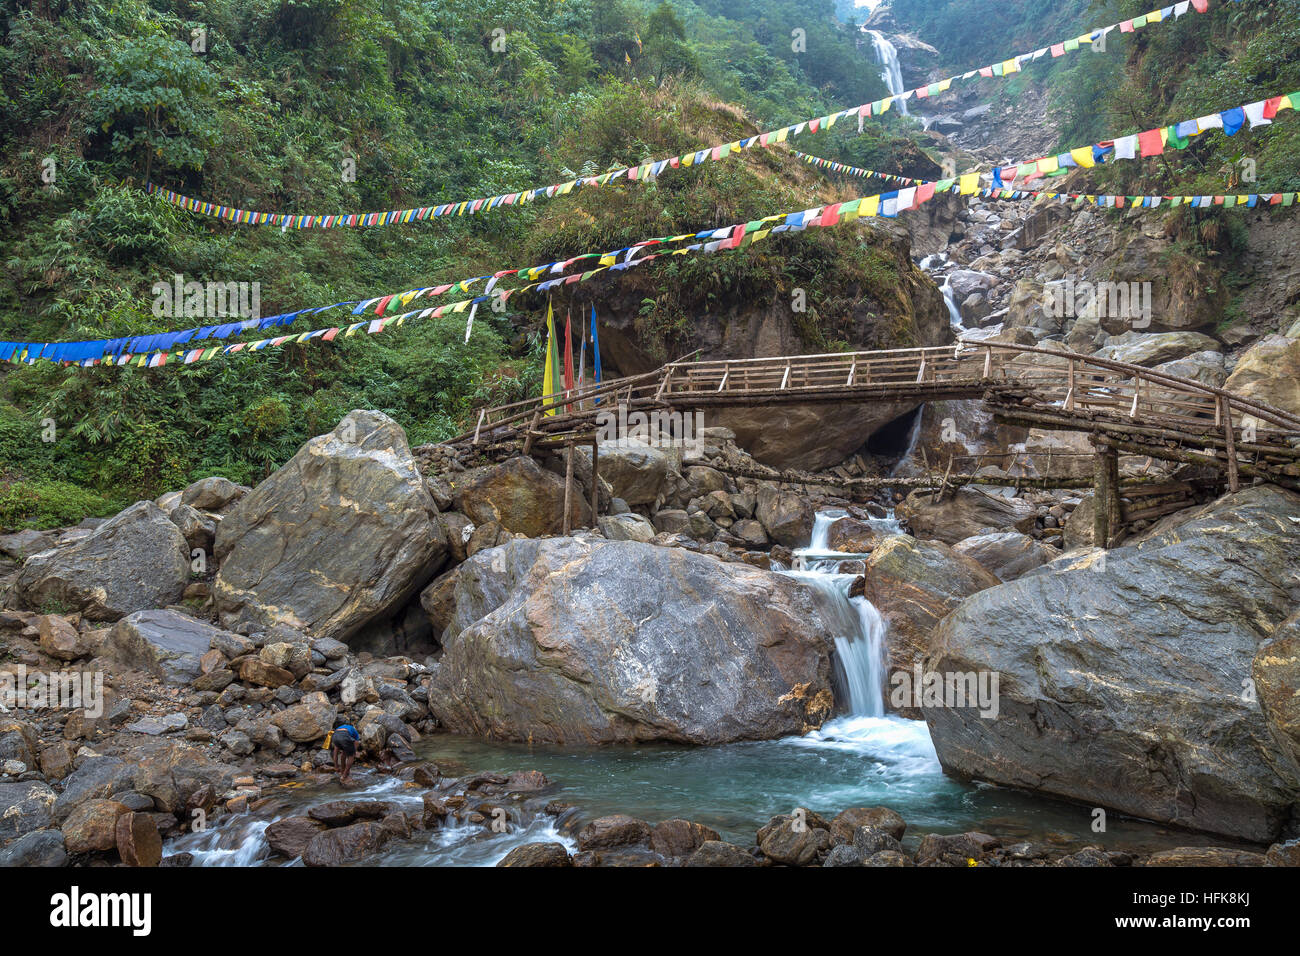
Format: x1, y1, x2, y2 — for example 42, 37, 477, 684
543, 301, 557, 416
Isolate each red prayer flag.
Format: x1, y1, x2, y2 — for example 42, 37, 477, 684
1138, 128, 1165, 157
563, 310, 575, 393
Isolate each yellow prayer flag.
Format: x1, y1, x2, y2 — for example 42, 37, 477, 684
1070, 148, 1095, 168
542, 303, 557, 416
959, 173, 980, 195
861, 195, 880, 217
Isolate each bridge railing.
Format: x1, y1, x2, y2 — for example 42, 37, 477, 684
974, 341, 1300, 436
661, 344, 987, 394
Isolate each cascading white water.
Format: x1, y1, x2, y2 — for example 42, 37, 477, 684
784, 510, 905, 716
888, 408, 924, 479
864, 30, 908, 116
940, 280, 965, 331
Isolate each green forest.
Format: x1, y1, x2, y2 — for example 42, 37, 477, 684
1, 0, 1297, 527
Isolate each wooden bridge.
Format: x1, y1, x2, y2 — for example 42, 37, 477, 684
449, 340, 1300, 544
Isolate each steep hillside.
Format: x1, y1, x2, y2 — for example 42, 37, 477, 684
0, 0, 914, 527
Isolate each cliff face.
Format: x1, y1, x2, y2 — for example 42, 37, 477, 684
561, 218, 950, 377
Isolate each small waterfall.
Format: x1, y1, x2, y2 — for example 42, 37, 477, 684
864, 30, 909, 116
888, 408, 924, 479
941, 280, 964, 331
783, 510, 904, 716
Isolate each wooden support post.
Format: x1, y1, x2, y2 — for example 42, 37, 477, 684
1092, 440, 1118, 548
562, 440, 575, 536
589, 438, 600, 526
522, 410, 542, 457
1221, 395, 1240, 494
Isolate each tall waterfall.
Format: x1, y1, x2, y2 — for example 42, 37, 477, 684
864, 29, 908, 116
782, 510, 900, 716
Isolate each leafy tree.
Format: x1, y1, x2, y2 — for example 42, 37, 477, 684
87, 33, 219, 181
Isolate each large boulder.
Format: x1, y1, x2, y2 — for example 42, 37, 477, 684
108, 610, 242, 685
129, 741, 237, 814
755, 485, 814, 548
1094, 331, 1221, 368
577, 440, 669, 506
13, 501, 188, 621
1253, 610, 1300, 782
925, 486, 1300, 843
424, 536, 840, 744
896, 486, 1038, 544
301, 821, 391, 867
1224, 334, 1300, 422
214, 411, 448, 643
861, 536, 999, 687
452, 455, 589, 536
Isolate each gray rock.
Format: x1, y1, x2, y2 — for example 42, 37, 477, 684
598, 513, 657, 543
951, 531, 1057, 582
0, 530, 55, 561
0, 829, 67, 866
896, 486, 1038, 544
0, 781, 56, 841
52, 757, 131, 824
685, 841, 758, 867
425, 536, 841, 744
165, 503, 216, 553
577, 440, 669, 506
1094, 331, 1221, 368
852, 825, 904, 857
755, 485, 813, 548
822, 844, 864, 867
124, 714, 188, 736
452, 455, 589, 537
861, 535, 999, 691
214, 411, 448, 642
181, 477, 249, 512
13, 501, 188, 621
0, 718, 39, 769
109, 610, 242, 686
926, 486, 1300, 843
652, 509, 691, 535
